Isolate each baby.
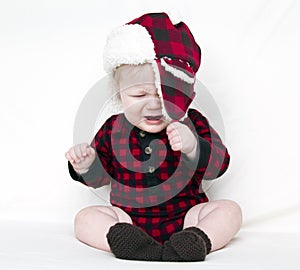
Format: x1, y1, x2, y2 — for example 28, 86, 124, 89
65, 12, 242, 262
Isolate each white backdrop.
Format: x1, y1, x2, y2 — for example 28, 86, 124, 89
0, 0, 299, 225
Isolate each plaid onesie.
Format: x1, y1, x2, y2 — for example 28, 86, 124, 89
68, 108, 230, 243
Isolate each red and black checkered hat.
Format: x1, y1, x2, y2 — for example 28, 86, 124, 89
103, 12, 201, 120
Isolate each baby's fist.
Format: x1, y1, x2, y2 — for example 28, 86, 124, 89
65, 143, 96, 174
166, 122, 197, 159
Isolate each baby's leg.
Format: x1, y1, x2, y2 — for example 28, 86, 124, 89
74, 205, 132, 252
163, 200, 242, 261
183, 199, 243, 252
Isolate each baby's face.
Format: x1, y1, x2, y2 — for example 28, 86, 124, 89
118, 64, 169, 133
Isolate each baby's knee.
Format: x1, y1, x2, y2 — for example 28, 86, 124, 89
75, 206, 93, 223
75, 206, 117, 224
74, 207, 93, 233
219, 200, 243, 225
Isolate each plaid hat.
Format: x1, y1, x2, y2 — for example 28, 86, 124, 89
103, 12, 201, 120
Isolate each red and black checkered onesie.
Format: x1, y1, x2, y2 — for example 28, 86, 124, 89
68, 108, 230, 243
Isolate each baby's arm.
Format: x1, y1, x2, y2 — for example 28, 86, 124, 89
66, 115, 118, 188
187, 109, 230, 179
65, 143, 96, 174
166, 109, 230, 180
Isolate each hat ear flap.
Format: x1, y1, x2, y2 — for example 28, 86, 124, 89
153, 59, 196, 120
151, 60, 172, 122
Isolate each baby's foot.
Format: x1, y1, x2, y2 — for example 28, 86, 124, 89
162, 227, 211, 262
106, 223, 163, 261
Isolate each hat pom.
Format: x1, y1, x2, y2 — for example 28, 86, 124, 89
166, 9, 182, 25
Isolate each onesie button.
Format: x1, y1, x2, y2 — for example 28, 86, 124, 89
148, 166, 155, 173
145, 146, 152, 155
139, 130, 146, 138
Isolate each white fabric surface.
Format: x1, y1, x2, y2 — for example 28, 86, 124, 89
1, 208, 300, 270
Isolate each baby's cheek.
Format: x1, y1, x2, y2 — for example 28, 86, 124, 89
124, 112, 138, 126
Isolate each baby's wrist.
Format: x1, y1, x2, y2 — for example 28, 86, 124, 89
74, 167, 89, 175
184, 137, 198, 160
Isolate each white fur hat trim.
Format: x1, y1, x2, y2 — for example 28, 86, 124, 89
103, 24, 156, 73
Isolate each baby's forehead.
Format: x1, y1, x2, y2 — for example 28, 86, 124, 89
117, 63, 155, 87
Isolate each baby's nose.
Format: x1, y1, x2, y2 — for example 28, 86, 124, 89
146, 95, 162, 109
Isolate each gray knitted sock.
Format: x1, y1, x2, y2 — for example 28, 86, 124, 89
106, 223, 163, 261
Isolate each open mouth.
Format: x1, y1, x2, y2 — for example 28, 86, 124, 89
144, 115, 164, 124
145, 115, 163, 121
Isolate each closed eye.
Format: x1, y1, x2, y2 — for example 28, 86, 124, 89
130, 94, 146, 97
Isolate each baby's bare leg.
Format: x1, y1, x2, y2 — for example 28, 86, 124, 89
183, 200, 242, 252
74, 206, 132, 252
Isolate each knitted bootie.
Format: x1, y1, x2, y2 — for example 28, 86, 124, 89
162, 227, 211, 262
184, 227, 212, 254
106, 223, 163, 261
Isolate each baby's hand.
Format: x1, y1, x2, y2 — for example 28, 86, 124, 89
166, 122, 198, 160
65, 143, 96, 174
